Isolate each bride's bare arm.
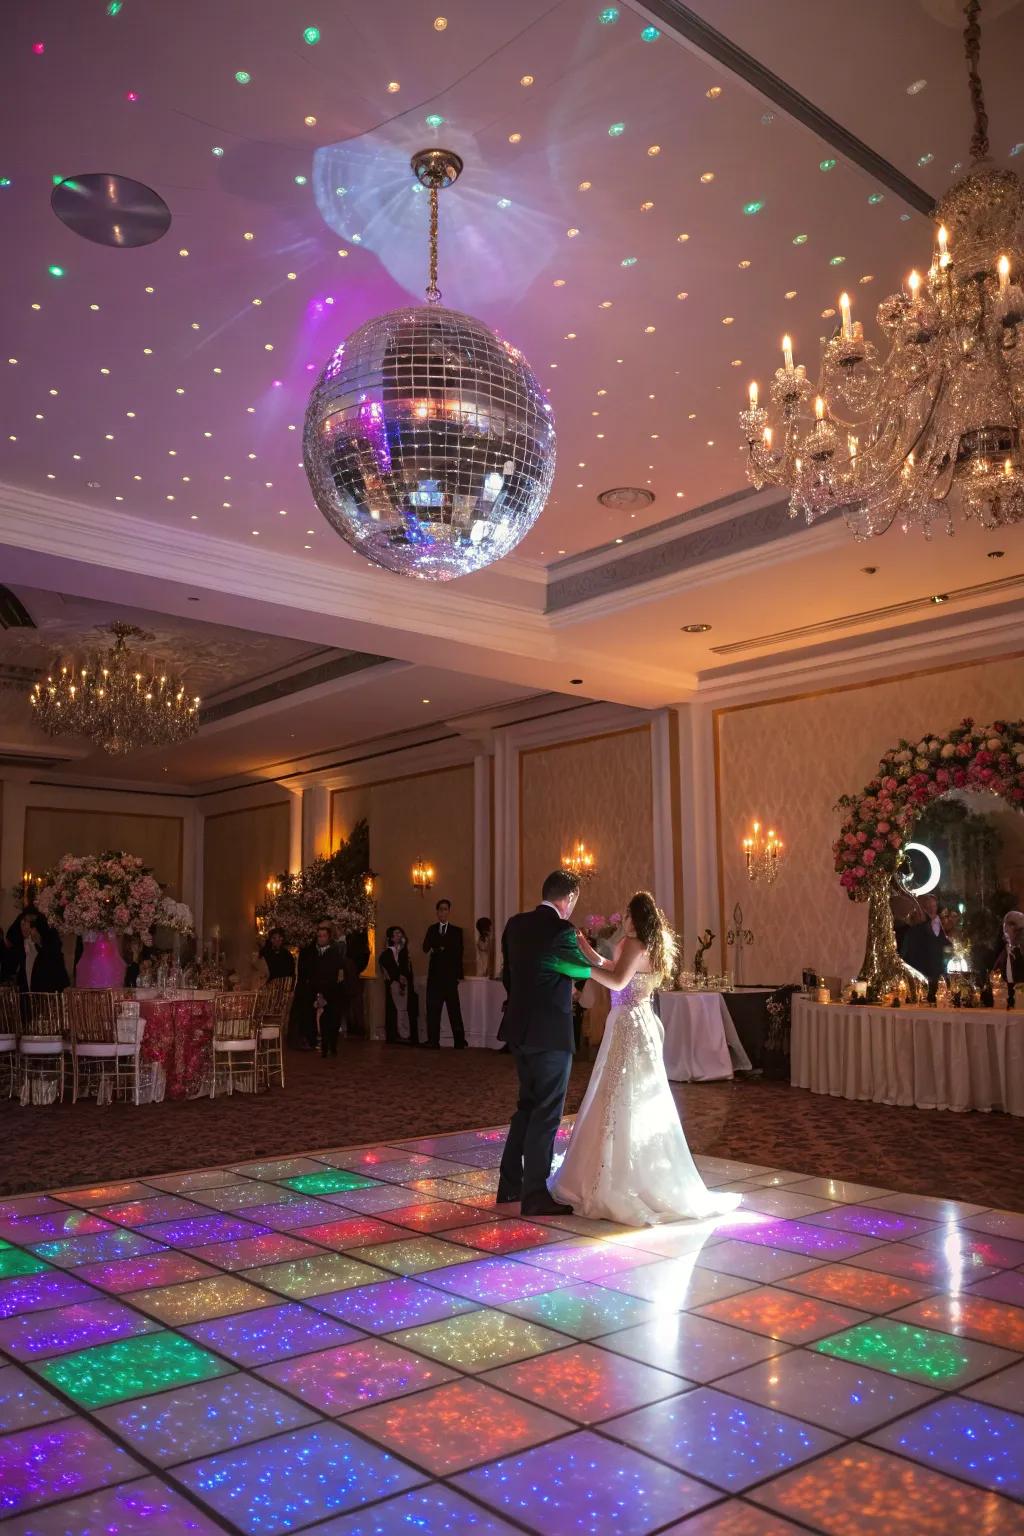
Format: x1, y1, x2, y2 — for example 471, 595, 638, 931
587, 936, 646, 990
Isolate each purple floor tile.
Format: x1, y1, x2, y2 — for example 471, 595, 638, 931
183, 1302, 359, 1366
0, 1419, 141, 1516
869, 1395, 1024, 1498
0, 1270, 97, 1318
0, 1298, 157, 1360
0, 1474, 226, 1534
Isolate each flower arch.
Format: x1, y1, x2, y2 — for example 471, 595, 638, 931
835, 718, 1024, 901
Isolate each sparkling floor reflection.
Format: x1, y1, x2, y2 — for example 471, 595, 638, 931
0, 1125, 1022, 1533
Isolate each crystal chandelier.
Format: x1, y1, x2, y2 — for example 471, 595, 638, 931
740, 0, 1024, 538
29, 623, 200, 756
303, 148, 556, 581
742, 822, 784, 885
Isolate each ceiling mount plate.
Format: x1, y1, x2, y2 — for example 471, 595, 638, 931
51, 172, 171, 248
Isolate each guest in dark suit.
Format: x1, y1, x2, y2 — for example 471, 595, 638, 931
899, 894, 951, 985
260, 928, 296, 982
422, 899, 466, 1049
379, 926, 419, 1045
16, 914, 69, 994
295, 921, 346, 1056
498, 870, 592, 1215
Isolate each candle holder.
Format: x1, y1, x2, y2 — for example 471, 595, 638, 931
726, 904, 755, 986
411, 858, 435, 895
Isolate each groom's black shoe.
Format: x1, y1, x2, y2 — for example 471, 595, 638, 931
495, 1183, 521, 1204
521, 1195, 573, 1216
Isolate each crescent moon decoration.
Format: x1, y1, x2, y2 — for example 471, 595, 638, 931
900, 841, 941, 896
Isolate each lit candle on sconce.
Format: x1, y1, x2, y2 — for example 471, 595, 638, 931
762, 426, 773, 449
839, 291, 852, 340
907, 269, 921, 300
848, 433, 859, 464
998, 253, 1011, 294
814, 396, 826, 422
782, 334, 794, 372
748, 380, 759, 408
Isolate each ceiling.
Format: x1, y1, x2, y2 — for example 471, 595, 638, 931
1, 0, 1022, 783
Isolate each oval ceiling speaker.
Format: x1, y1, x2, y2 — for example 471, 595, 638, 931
597, 486, 655, 511
51, 173, 171, 248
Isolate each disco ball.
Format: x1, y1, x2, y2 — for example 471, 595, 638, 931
303, 304, 556, 579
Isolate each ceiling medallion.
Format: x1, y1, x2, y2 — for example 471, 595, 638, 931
51, 173, 171, 248
740, 0, 1023, 538
303, 148, 556, 580
29, 623, 200, 756
597, 486, 655, 511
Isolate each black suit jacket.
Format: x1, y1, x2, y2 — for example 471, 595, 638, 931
499, 904, 591, 1054
296, 941, 346, 1002
423, 923, 463, 986
899, 919, 951, 982
379, 944, 416, 991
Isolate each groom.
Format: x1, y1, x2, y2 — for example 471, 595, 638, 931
497, 869, 594, 1215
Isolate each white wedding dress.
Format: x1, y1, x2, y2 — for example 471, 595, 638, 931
550, 973, 742, 1226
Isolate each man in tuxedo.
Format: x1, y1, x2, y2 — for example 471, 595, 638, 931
899, 894, 951, 987
422, 899, 466, 1049
295, 921, 346, 1056
498, 869, 594, 1215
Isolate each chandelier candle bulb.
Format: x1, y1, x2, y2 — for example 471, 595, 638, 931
998, 253, 1010, 293
937, 224, 950, 268
763, 426, 772, 447
782, 334, 794, 371
815, 395, 826, 421
839, 292, 852, 340
748, 380, 759, 408
907, 268, 921, 299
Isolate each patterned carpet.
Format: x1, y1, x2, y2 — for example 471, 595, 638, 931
2, 1043, 1022, 1209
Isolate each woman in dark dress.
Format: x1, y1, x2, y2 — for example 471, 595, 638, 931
378, 926, 419, 1045
260, 928, 296, 981
17, 914, 69, 993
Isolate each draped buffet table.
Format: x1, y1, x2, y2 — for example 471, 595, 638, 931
133, 990, 217, 1102
660, 991, 754, 1082
791, 996, 1024, 1115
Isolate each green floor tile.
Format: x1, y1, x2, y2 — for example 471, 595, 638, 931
282, 1171, 377, 1195
37, 1330, 232, 1407
0, 1248, 50, 1279
814, 1320, 977, 1385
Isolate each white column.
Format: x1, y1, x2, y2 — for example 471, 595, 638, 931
650, 711, 676, 925
0, 777, 29, 933
492, 732, 519, 939
302, 784, 331, 865
287, 788, 303, 873
473, 752, 493, 926
676, 703, 722, 968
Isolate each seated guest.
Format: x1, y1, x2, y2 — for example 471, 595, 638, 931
17, 914, 69, 994
899, 894, 951, 984
260, 928, 296, 981
475, 917, 494, 978
295, 921, 346, 1056
379, 926, 419, 1045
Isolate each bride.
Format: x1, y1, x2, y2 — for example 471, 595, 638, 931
550, 892, 741, 1227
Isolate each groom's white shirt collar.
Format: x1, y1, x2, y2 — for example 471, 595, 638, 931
540, 901, 563, 915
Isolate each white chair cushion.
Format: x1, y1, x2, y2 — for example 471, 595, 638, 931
75, 1042, 138, 1058
20, 1038, 64, 1055
0, 1034, 16, 1051
213, 1038, 255, 1052
258, 1025, 280, 1040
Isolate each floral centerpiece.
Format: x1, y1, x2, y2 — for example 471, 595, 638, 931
260, 820, 375, 948
37, 851, 194, 988
833, 718, 1024, 990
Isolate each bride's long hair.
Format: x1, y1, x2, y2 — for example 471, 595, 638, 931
626, 891, 677, 983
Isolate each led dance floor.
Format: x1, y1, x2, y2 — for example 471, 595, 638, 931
1, 1126, 1023, 1534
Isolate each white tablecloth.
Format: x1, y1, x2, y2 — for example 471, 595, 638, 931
791, 997, 1024, 1115
660, 991, 753, 1082
366, 977, 505, 1048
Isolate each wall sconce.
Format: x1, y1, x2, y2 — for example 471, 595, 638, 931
363, 870, 378, 898
562, 840, 597, 881
411, 858, 435, 895
21, 870, 38, 906
255, 875, 282, 936
742, 821, 784, 884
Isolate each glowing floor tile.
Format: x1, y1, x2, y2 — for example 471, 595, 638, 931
144, 1168, 239, 1193
488, 1340, 688, 1423
312, 1484, 523, 1535
349, 1237, 476, 1276
965, 1361, 1024, 1413
696, 1240, 823, 1284
442, 1219, 562, 1254
905, 1227, 1024, 1269
454, 1428, 716, 1533
783, 1178, 892, 1203
802, 1204, 937, 1240
379, 1201, 481, 1233
36, 1330, 233, 1408
186, 1233, 322, 1271
283, 1170, 377, 1195
962, 1209, 1024, 1241
0, 1419, 141, 1515
399, 1130, 505, 1154
776, 1262, 936, 1314
0, 1248, 50, 1279
600, 1313, 787, 1383
498, 1281, 664, 1339
175, 1422, 425, 1534
611, 1220, 735, 1261
813, 1318, 1017, 1387
663, 1504, 808, 1535
740, 1190, 840, 1220
389, 1306, 567, 1373
318, 1145, 421, 1169
723, 1347, 938, 1435
868, 1190, 988, 1220
238, 1196, 346, 1229
737, 1219, 883, 1260
130, 1275, 277, 1326
443, 1167, 502, 1190
868, 1395, 1024, 1498
52, 1179, 166, 1206
229, 1157, 328, 1179
423, 1256, 570, 1304
190, 1181, 301, 1211
309, 1276, 478, 1332
142, 1215, 271, 1249
0, 1210, 113, 1243
750, 1442, 1024, 1536
848, 1239, 1000, 1287
184, 1302, 359, 1365
258, 1337, 457, 1412
27, 1229, 164, 1268
96, 1374, 318, 1465
325, 1183, 442, 1214
74, 1251, 218, 1294
516, 1238, 659, 1283
0, 1474, 226, 1535
891, 1293, 1024, 1350
291, 1217, 406, 1250
970, 1270, 1024, 1308
356, 1157, 473, 1184
697, 1285, 869, 1344
606, 1386, 839, 1492
95, 1195, 210, 1227
0, 1297, 158, 1360
0, 1196, 64, 1220
443, 1144, 506, 1168
0, 1364, 72, 1430
345, 1377, 572, 1474
244, 1252, 385, 1299
596, 1256, 756, 1312
407, 1177, 499, 1204
0, 1268, 96, 1317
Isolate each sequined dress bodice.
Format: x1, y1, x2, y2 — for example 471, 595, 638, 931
610, 973, 657, 1009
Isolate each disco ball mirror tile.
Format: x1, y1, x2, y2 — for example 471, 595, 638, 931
303, 306, 556, 580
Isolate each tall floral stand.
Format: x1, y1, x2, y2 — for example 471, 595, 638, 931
76, 932, 126, 989
857, 874, 921, 998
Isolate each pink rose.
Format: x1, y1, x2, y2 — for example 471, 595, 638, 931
876, 821, 890, 834
863, 848, 876, 865
856, 831, 868, 844
855, 866, 866, 878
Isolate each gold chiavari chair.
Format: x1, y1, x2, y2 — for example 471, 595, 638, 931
0, 988, 19, 1099
18, 993, 68, 1105
211, 991, 259, 1097
255, 976, 293, 1091
65, 988, 144, 1106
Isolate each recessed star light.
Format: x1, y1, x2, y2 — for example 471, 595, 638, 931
425, 113, 444, 128
433, 15, 447, 28
234, 70, 251, 84
676, 232, 689, 243
508, 132, 521, 143
608, 122, 625, 136
867, 192, 884, 204
520, 74, 534, 86
302, 25, 320, 44
742, 200, 763, 215
640, 25, 660, 40
918, 152, 934, 166
700, 171, 715, 183
793, 233, 808, 244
